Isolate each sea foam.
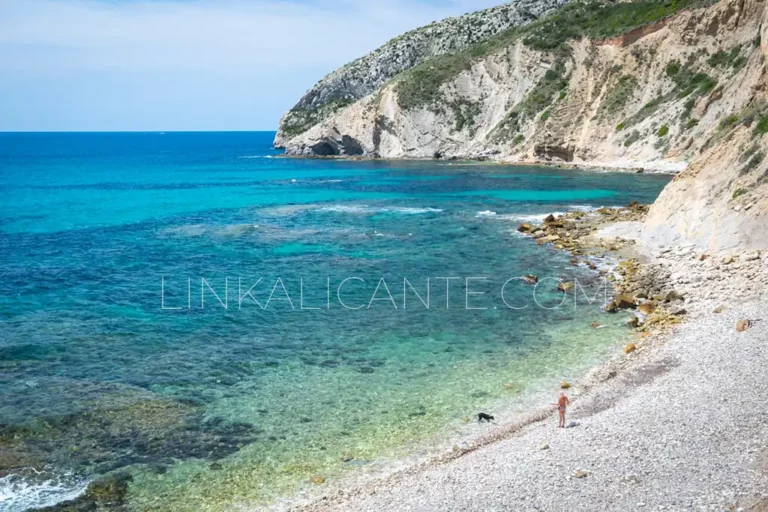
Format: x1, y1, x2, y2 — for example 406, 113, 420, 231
0, 472, 89, 511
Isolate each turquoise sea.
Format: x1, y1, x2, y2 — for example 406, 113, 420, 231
0, 132, 671, 511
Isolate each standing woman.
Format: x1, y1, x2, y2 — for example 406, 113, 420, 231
555, 391, 570, 428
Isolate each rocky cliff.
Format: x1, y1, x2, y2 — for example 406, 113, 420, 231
273, 0, 571, 147
280, 0, 768, 252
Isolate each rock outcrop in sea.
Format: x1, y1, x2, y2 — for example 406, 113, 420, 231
277, 0, 768, 253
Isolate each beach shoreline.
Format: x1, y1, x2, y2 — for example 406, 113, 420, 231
267, 207, 768, 512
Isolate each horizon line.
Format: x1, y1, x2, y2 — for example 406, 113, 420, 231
0, 130, 278, 134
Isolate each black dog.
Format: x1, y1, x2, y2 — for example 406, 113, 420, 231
477, 412, 494, 422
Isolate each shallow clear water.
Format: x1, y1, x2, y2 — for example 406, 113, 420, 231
0, 132, 671, 511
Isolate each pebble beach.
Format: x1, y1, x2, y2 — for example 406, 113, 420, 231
281, 213, 768, 512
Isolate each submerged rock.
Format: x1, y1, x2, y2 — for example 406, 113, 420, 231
0, 395, 261, 487
37, 473, 132, 512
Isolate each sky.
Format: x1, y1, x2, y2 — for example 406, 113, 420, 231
0, 0, 501, 131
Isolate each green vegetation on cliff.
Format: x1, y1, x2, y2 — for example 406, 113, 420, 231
489, 61, 568, 141
395, 0, 707, 111
281, 99, 354, 138
708, 44, 747, 71
599, 74, 638, 118
520, 0, 704, 51
620, 56, 717, 129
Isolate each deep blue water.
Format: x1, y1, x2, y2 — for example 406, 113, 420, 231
0, 132, 671, 511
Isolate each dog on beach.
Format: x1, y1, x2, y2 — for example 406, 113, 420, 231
477, 412, 494, 422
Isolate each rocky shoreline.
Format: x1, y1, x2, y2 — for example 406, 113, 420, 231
270, 205, 768, 512
274, 153, 684, 175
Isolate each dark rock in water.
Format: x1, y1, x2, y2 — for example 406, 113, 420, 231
407, 410, 426, 417
470, 391, 490, 398
148, 463, 167, 474
0, 445, 42, 478
209, 462, 223, 471
358, 366, 375, 374
516, 222, 534, 233
176, 396, 207, 407
319, 359, 340, 368
0, 397, 261, 482
37, 473, 133, 512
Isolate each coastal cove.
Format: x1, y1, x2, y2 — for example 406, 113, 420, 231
0, 132, 674, 511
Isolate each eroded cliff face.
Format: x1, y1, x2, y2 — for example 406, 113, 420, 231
282, 0, 768, 252
639, 0, 768, 252
273, 0, 571, 147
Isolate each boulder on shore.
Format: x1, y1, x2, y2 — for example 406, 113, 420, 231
637, 302, 655, 315
613, 294, 636, 309
517, 223, 534, 233
668, 306, 687, 316
663, 290, 683, 302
